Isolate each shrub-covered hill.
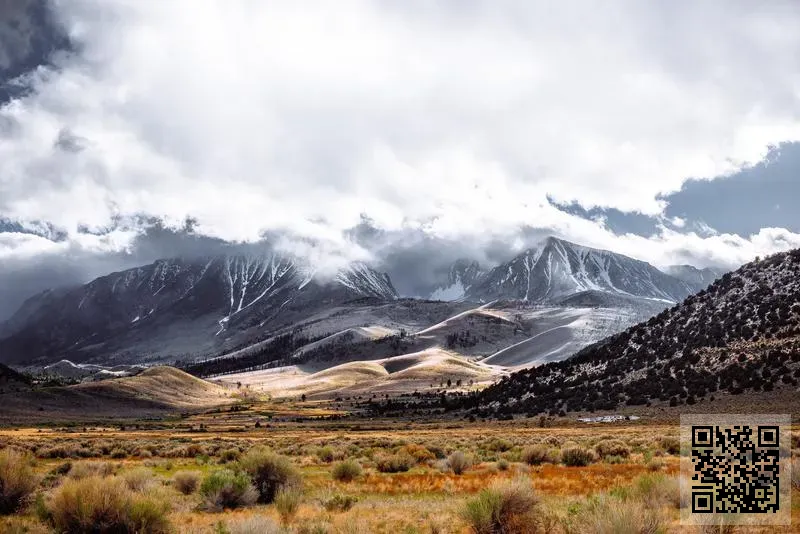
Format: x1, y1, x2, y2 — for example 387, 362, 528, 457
477, 249, 800, 416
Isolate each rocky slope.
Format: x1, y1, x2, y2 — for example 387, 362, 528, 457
0, 254, 397, 366
476, 249, 800, 416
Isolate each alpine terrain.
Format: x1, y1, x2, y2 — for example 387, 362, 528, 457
476, 248, 800, 416
0, 237, 722, 397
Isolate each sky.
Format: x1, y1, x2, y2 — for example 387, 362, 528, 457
1, 0, 800, 318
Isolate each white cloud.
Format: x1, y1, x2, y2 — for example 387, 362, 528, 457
1, 0, 800, 270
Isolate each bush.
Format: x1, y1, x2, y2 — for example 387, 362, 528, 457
200, 470, 258, 511
572, 495, 662, 534
448, 451, 472, 475
110, 448, 128, 459
561, 446, 596, 467
375, 452, 414, 473
219, 448, 240, 463
594, 440, 630, 459
239, 447, 302, 504
122, 467, 154, 492
460, 478, 540, 534
331, 459, 363, 482
172, 471, 200, 495
45, 475, 171, 533
317, 446, 335, 463
657, 437, 680, 455
68, 461, 117, 480
496, 458, 510, 471
274, 487, 302, 524
226, 515, 282, 534
322, 493, 358, 512
0, 448, 37, 514
521, 444, 559, 465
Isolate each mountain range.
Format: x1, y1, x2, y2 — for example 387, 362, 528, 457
476, 248, 800, 416
0, 237, 721, 381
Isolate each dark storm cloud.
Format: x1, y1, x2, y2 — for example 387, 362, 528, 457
0, 0, 70, 104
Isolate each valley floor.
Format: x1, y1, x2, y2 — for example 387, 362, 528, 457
0, 402, 798, 533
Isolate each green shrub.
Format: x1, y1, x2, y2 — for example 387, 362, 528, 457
594, 440, 630, 459
521, 444, 559, 465
317, 446, 335, 463
200, 470, 258, 511
0, 448, 37, 515
496, 458, 510, 471
172, 471, 200, 495
239, 447, 301, 504
375, 452, 414, 473
110, 448, 128, 459
322, 493, 358, 512
45, 475, 171, 533
657, 437, 680, 455
561, 446, 596, 467
219, 448, 241, 463
460, 478, 540, 534
331, 459, 362, 482
448, 451, 472, 475
274, 487, 302, 524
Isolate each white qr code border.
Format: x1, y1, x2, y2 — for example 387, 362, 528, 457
680, 414, 792, 526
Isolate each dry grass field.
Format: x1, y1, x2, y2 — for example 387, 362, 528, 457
0, 399, 798, 533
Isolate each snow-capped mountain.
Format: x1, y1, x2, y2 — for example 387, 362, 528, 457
429, 260, 486, 301
477, 248, 800, 415
0, 254, 396, 366
465, 237, 699, 304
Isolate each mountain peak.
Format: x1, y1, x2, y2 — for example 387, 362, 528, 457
465, 237, 697, 303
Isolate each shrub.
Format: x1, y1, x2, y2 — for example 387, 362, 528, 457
122, 467, 154, 492
274, 487, 302, 524
172, 471, 200, 495
657, 436, 680, 455
322, 493, 358, 512
572, 495, 662, 534
448, 451, 472, 475
375, 452, 414, 473
45, 475, 171, 534
496, 458, 510, 471
239, 447, 302, 504
110, 448, 128, 459
460, 478, 540, 534
219, 448, 240, 463
633, 474, 680, 509
0, 448, 37, 515
521, 445, 559, 465
561, 446, 596, 467
317, 446, 335, 463
400, 444, 435, 463
226, 515, 282, 534
331, 459, 362, 482
594, 440, 630, 459
200, 470, 258, 511
68, 461, 117, 480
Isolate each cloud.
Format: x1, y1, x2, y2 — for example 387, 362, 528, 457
2, 0, 800, 312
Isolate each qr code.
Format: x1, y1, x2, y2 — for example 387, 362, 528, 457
690, 425, 779, 513
681, 414, 791, 526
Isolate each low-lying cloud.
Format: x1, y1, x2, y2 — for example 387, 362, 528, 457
2, 0, 800, 317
